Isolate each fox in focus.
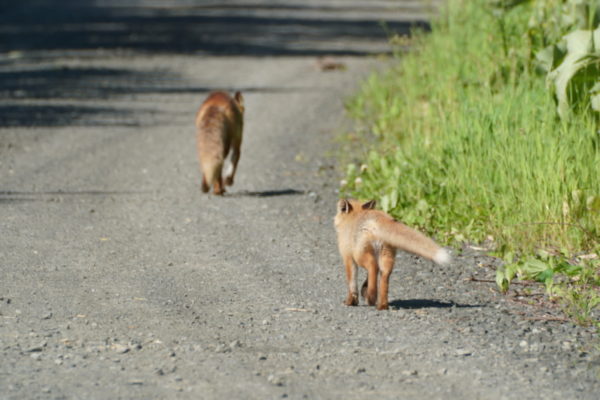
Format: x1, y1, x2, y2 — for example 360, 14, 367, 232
334, 199, 450, 310
195, 91, 244, 195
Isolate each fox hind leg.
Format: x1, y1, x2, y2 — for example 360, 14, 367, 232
358, 253, 378, 306
343, 257, 359, 306
376, 247, 395, 310
361, 278, 368, 300
201, 175, 210, 193
224, 146, 240, 186
212, 167, 225, 195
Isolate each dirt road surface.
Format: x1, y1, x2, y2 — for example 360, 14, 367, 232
1, 1, 598, 399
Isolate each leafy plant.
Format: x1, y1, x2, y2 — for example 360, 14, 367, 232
496, 0, 600, 117
527, 0, 600, 52
542, 28, 600, 117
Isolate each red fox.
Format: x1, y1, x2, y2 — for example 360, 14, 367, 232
334, 199, 450, 310
195, 91, 244, 195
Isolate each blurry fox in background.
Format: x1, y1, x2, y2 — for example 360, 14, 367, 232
195, 91, 244, 195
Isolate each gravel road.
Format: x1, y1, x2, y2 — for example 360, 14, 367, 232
1, 1, 598, 399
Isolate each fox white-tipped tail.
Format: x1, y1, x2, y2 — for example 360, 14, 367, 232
367, 217, 449, 265
433, 248, 451, 265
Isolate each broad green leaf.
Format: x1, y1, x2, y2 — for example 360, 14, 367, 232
587, 195, 600, 212
537, 268, 555, 283
505, 263, 519, 282
496, 266, 509, 293
519, 258, 549, 279
536, 44, 567, 73
546, 28, 600, 118
591, 92, 600, 111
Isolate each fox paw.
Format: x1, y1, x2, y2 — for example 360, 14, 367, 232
365, 293, 377, 306
201, 180, 209, 193
344, 294, 359, 306
225, 176, 234, 186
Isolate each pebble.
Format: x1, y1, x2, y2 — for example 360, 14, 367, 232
111, 344, 130, 354
129, 341, 142, 351
214, 344, 229, 353
267, 374, 284, 386
26, 341, 47, 352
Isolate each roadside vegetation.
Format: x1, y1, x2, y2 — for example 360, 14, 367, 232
341, 0, 600, 327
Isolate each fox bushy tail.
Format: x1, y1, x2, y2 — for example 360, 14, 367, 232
372, 219, 450, 265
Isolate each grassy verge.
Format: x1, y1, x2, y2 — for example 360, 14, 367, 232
341, 0, 600, 327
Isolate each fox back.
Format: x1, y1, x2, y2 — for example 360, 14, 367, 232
195, 91, 244, 195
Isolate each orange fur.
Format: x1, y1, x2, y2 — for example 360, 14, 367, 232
195, 91, 244, 195
334, 199, 450, 310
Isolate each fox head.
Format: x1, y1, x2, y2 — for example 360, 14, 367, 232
335, 199, 376, 227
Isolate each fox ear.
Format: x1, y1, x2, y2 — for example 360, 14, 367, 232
234, 91, 244, 107
362, 200, 376, 210
338, 199, 353, 214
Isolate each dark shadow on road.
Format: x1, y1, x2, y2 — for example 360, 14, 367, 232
0, 1, 432, 128
228, 189, 305, 197
0, 66, 331, 101
0, 1, 431, 56
0, 190, 152, 196
0, 65, 333, 127
0, 198, 37, 204
0, 104, 154, 128
389, 299, 483, 310
0, 190, 153, 203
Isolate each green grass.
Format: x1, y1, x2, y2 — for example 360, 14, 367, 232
342, 0, 599, 326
